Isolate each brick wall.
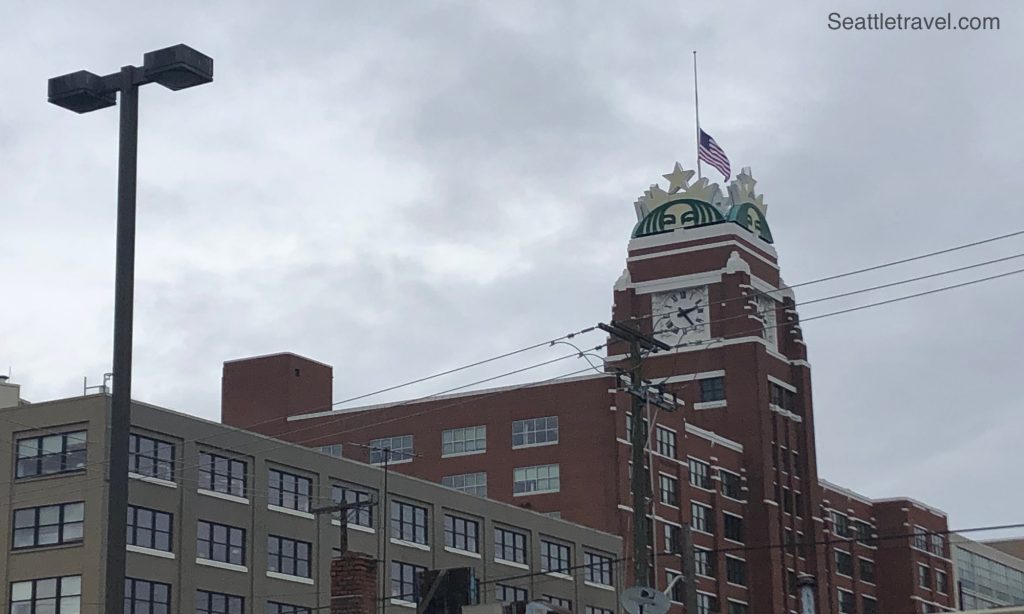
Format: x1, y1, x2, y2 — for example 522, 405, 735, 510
331, 553, 378, 614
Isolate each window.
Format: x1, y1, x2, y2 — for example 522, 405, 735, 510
129, 433, 175, 481
196, 590, 244, 614
10, 576, 81, 614
267, 603, 311, 614
854, 520, 875, 546
723, 513, 744, 543
441, 472, 487, 497
495, 527, 528, 564
496, 585, 528, 604
12, 502, 84, 549
728, 602, 748, 614
512, 416, 559, 447
513, 464, 560, 495
268, 468, 311, 512
691, 502, 713, 534
544, 596, 572, 609
918, 564, 931, 589
720, 470, 742, 499
541, 540, 572, 574
835, 550, 853, 576
318, 444, 343, 458
586, 608, 613, 614
585, 552, 614, 586
15, 430, 87, 478
688, 458, 711, 489
659, 475, 679, 506
442, 426, 486, 456
391, 561, 426, 603
694, 548, 715, 577
726, 556, 746, 586
125, 578, 171, 614
127, 505, 173, 552
624, 414, 648, 442
862, 596, 879, 614
197, 520, 246, 566
268, 535, 311, 578
930, 533, 945, 557
936, 569, 947, 594
655, 426, 676, 458
199, 452, 246, 498
699, 377, 725, 402
331, 484, 374, 528
663, 524, 681, 554
369, 435, 414, 463
912, 526, 929, 551
831, 511, 850, 538
391, 501, 428, 544
696, 593, 718, 614
860, 558, 876, 583
838, 589, 854, 614
770, 382, 797, 412
666, 571, 684, 602
444, 514, 479, 553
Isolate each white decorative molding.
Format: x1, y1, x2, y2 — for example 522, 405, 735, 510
390, 538, 430, 551
494, 558, 530, 570
196, 558, 247, 574
767, 376, 797, 392
129, 473, 177, 489
694, 400, 727, 411
266, 571, 314, 585
198, 489, 249, 506
629, 271, 723, 295
444, 546, 482, 559
725, 251, 750, 274
127, 544, 175, 560
684, 423, 743, 452
267, 505, 314, 520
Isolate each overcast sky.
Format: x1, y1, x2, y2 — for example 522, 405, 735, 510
2, 1, 1022, 538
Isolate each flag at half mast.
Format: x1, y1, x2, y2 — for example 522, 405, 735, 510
698, 129, 731, 180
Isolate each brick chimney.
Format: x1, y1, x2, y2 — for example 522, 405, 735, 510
331, 552, 378, 614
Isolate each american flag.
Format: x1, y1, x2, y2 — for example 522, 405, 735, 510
698, 129, 731, 180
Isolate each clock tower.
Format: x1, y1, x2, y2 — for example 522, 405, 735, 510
606, 163, 825, 613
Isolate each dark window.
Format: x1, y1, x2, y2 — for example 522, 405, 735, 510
697, 593, 718, 614
197, 520, 245, 566
838, 590, 854, 614
726, 557, 746, 586
694, 548, 715, 577
770, 382, 797, 412
691, 503, 714, 534
268, 469, 311, 512
391, 501, 428, 544
15, 431, 87, 478
688, 458, 711, 489
125, 578, 171, 614
659, 475, 679, 506
918, 565, 931, 589
512, 417, 559, 447
441, 472, 488, 497
585, 552, 614, 586
266, 603, 311, 614
728, 602, 748, 614
655, 427, 676, 458
586, 608, 613, 614
541, 540, 572, 574
936, 569, 948, 594
127, 505, 173, 552
723, 513, 744, 543
268, 535, 311, 578
331, 484, 374, 528
831, 511, 850, 537
199, 452, 246, 498
544, 595, 571, 610
859, 557, 876, 583
854, 520, 875, 546
835, 550, 853, 576
720, 470, 742, 499
10, 576, 81, 614
12, 501, 84, 549
663, 524, 681, 554
496, 585, 528, 604
391, 561, 426, 603
699, 377, 725, 402
196, 590, 244, 614
129, 433, 175, 481
667, 572, 685, 603
862, 597, 878, 614
444, 514, 479, 553
495, 527, 527, 564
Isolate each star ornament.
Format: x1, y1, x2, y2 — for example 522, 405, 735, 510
662, 162, 695, 194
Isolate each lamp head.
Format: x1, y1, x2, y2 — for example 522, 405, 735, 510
47, 70, 116, 114
143, 44, 213, 90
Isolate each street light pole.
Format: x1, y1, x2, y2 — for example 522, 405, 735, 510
48, 45, 212, 614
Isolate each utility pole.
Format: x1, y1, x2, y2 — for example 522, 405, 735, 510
311, 498, 378, 556
599, 321, 671, 588
680, 525, 698, 614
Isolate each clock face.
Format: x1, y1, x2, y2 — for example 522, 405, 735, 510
652, 286, 710, 345
755, 294, 778, 351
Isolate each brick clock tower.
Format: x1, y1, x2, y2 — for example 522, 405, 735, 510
606, 163, 823, 612
223, 162, 955, 614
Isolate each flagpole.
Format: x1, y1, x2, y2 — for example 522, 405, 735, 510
693, 50, 702, 179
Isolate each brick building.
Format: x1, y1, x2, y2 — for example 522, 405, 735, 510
223, 164, 956, 614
